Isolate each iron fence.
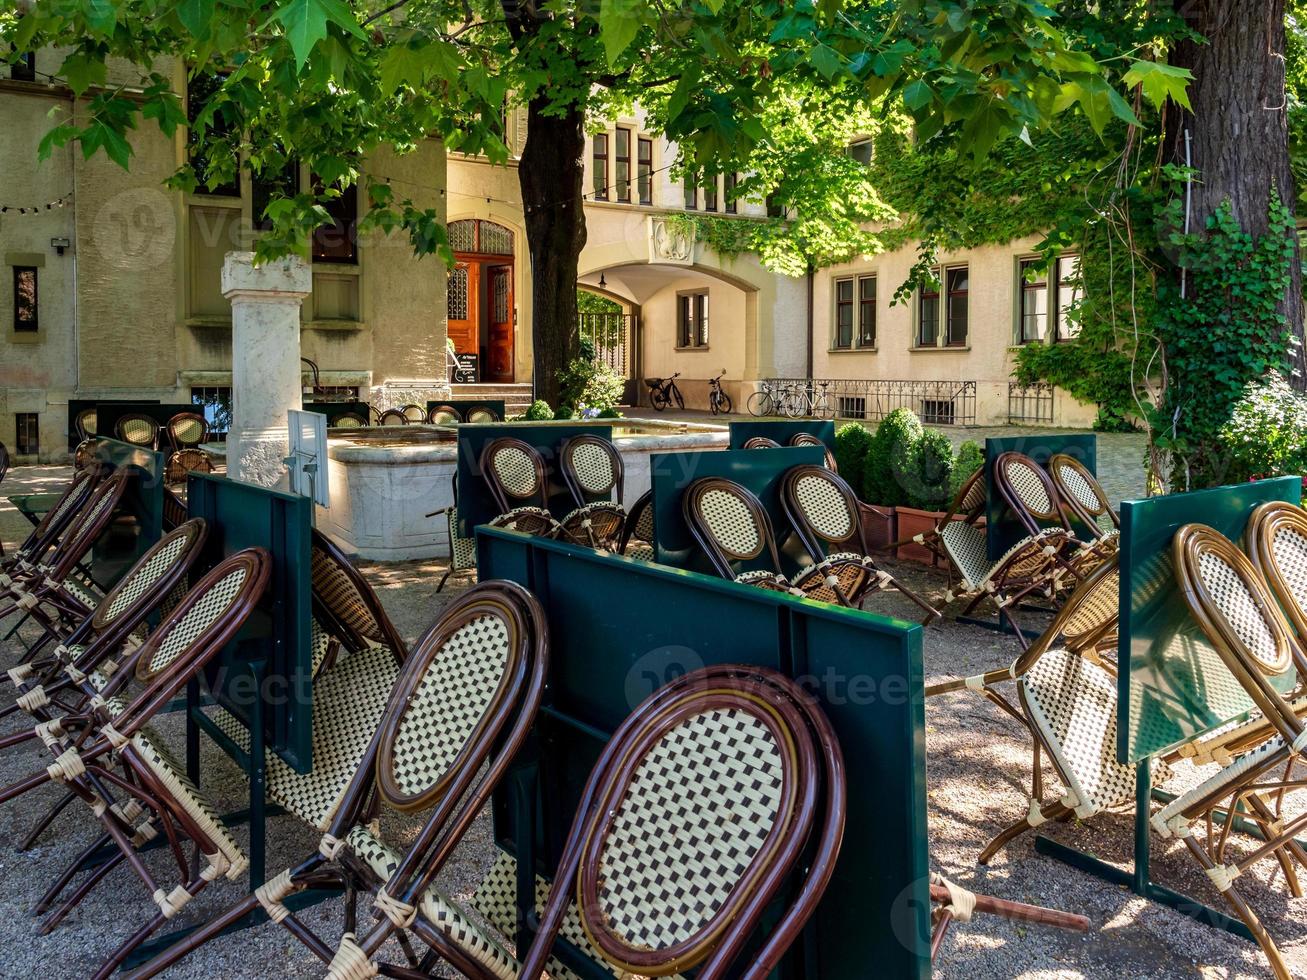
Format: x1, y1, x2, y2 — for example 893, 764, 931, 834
766, 379, 978, 426
1007, 382, 1055, 425
579, 312, 635, 377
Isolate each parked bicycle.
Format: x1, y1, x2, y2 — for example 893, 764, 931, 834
786, 380, 835, 419
644, 372, 685, 411
707, 370, 732, 416
746, 378, 793, 417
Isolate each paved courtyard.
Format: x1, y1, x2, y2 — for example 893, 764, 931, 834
0, 430, 1296, 979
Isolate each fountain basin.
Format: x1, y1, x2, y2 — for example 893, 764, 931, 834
317, 418, 728, 560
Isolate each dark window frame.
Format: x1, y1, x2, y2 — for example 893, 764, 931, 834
309, 177, 358, 265
917, 279, 940, 347
592, 133, 609, 201
637, 137, 653, 205
614, 127, 631, 203
703, 175, 718, 213
833, 277, 854, 350
724, 172, 738, 214
10, 51, 36, 82
15, 412, 39, 455
945, 266, 969, 347
1054, 253, 1081, 342
677, 290, 709, 349
848, 138, 873, 166
1018, 258, 1048, 345
186, 71, 240, 198
857, 274, 877, 348
13, 266, 38, 332
683, 173, 698, 210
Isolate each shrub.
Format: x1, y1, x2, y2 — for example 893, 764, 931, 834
862, 409, 923, 507
522, 399, 554, 421
598, 407, 624, 419
557, 350, 626, 416
898, 429, 955, 510
949, 440, 985, 502
833, 423, 874, 493
1219, 373, 1307, 483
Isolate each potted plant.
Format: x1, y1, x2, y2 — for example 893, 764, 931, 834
834, 423, 897, 548
895, 437, 987, 567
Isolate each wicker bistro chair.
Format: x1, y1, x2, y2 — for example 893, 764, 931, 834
400, 403, 427, 423
74, 406, 97, 441
781, 464, 940, 621
994, 451, 1106, 582
115, 412, 161, 449
480, 437, 564, 538
788, 431, 838, 471
683, 477, 855, 604
1, 467, 97, 583
617, 487, 656, 562
332, 412, 367, 429
74, 436, 105, 473
129, 580, 548, 980
742, 435, 783, 449
377, 408, 410, 426
165, 447, 214, 485
1152, 524, 1307, 980
427, 404, 461, 425
888, 465, 988, 563
556, 434, 627, 550
466, 406, 501, 423
165, 411, 208, 450
0, 549, 271, 980
1048, 452, 1119, 539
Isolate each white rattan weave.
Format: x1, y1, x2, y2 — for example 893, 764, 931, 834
491, 446, 539, 498
1005, 458, 1053, 513
1197, 552, 1281, 670
793, 474, 853, 541
699, 489, 761, 557
1056, 464, 1101, 512
120, 418, 157, 445
571, 443, 616, 495
102, 534, 190, 623
146, 566, 248, 674
1270, 526, 1307, 613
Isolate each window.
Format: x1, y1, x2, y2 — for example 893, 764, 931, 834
922, 399, 956, 425
703, 176, 718, 212
637, 137, 653, 205
677, 291, 709, 348
614, 128, 631, 203
837, 396, 867, 420
724, 173, 738, 214
1055, 254, 1081, 340
945, 267, 968, 346
187, 72, 239, 196
1018, 259, 1048, 344
848, 138, 873, 166
310, 177, 357, 264
766, 194, 785, 219
13, 267, 37, 332
858, 275, 877, 347
10, 51, 36, 82
251, 153, 297, 232
15, 413, 39, 455
592, 133, 609, 200
833, 278, 854, 349
917, 279, 939, 347
683, 173, 697, 210
191, 386, 232, 439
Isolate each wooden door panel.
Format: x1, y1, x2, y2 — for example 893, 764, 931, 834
447, 261, 478, 354
487, 264, 514, 382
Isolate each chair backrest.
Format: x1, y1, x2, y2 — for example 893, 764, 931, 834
166, 447, 214, 485
309, 528, 408, 660
994, 451, 1066, 532
1012, 554, 1120, 677
45, 468, 130, 581
400, 404, 427, 423
90, 518, 208, 635
683, 477, 783, 579
519, 665, 845, 980
1173, 523, 1307, 742
788, 432, 838, 472
166, 412, 209, 449
480, 437, 550, 513
465, 406, 501, 423
377, 409, 409, 426
427, 404, 461, 425
115, 413, 160, 448
332, 412, 367, 429
1247, 501, 1307, 644
619, 488, 655, 554
781, 464, 864, 556
22, 468, 97, 559
162, 486, 189, 531
1048, 453, 1117, 533
560, 434, 623, 507
73, 438, 103, 474
742, 436, 782, 450
74, 407, 97, 440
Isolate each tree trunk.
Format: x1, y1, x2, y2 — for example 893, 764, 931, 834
1169, 0, 1303, 373
518, 96, 587, 408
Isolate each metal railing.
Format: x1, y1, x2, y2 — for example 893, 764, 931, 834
1007, 382, 1055, 425
579, 312, 636, 377
765, 379, 978, 426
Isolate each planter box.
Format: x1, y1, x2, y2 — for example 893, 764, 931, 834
894, 506, 943, 565
856, 502, 896, 552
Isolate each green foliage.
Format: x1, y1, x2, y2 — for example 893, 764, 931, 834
1218, 374, 1307, 484
898, 430, 955, 511
862, 408, 923, 507
597, 407, 624, 419
556, 341, 626, 417
522, 400, 555, 422
1149, 194, 1296, 489
577, 290, 622, 315
833, 423, 875, 494
949, 441, 985, 500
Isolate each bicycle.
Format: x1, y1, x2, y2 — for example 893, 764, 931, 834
785, 380, 835, 419
746, 379, 793, 417
644, 372, 685, 411
707, 370, 732, 416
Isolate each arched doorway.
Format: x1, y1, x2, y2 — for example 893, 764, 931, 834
447, 219, 515, 382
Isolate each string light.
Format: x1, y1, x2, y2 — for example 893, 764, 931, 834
0, 192, 73, 215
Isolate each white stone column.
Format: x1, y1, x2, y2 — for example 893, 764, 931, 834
222, 252, 311, 487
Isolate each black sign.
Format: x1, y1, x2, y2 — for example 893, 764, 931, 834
453, 353, 479, 384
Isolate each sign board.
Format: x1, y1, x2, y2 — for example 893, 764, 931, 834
453, 353, 478, 384
287, 409, 330, 508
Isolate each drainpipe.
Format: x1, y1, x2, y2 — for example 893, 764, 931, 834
805, 262, 815, 382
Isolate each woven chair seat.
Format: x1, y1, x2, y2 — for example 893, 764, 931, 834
942, 524, 1064, 593
792, 553, 875, 605
487, 506, 561, 538
447, 507, 477, 572
1021, 648, 1139, 816
557, 502, 625, 549
734, 569, 794, 592
60, 578, 102, 610
1153, 735, 1289, 839
209, 642, 399, 830
343, 825, 519, 980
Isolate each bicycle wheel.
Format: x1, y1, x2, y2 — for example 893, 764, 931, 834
671, 384, 685, 410
708, 391, 720, 416
746, 390, 773, 417
816, 391, 836, 420
717, 391, 733, 415
651, 387, 669, 411
784, 390, 806, 419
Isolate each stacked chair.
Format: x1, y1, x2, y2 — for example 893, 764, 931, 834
618, 488, 655, 561
556, 434, 626, 549
479, 437, 565, 538
788, 430, 840, 471
163, 411, 213, 485
114, 413, 161, 450
994, 451, 1111, 581
427, 404, 461, 425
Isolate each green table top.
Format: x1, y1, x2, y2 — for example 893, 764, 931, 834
7, 492, 59, 522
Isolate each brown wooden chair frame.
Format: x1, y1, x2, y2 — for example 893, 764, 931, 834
617, 487, 655, 560
683, 477, 792, 592
742, 435, 782, 449
557, 434, 626, 551
2, 467, 98, 579
165, 412, 209, 450
332, 412, 368, 429
74, 406, 98, 441
377, 408, 410, 426
426, 404, 461, 425
788, 431, 838, 472
465, 406, 501, 423
1048, 452, 1119, 535
480, 437, 561, 538
399, 403, 428, 424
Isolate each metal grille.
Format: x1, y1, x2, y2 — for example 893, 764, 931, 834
448, 220, 476, 252
579, 311, 635, 377
766, 379, 977, 426
15, 412, 39, 455
1008, 382, 1055, 425
191, 386, 232, 439
449, 267, 469, 320
448, 219, 513, 256
493, 269, 509, 323
479, 221, 513, 255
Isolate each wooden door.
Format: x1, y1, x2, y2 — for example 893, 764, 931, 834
486, 264, 514, 382
447, 261, 479, 359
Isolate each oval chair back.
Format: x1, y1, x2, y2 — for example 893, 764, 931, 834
518, 664, 845, 980
18, 468, 98, 562
44, 468, 131, 583
780, 464, 865, 557
788, 432, 838, 472
465, 406, 501, 423
560, 434, 623, 507
165, 447, 214, 485
377, 409, 409, 426
742, 436, 782, 450
115, 413, 161, 449
618, 488, 655, 556
427, 405, 461, 425
480, 437, 550, 514
1248, 501, 1307, 646
1048, 453, 1118, 536
682, 477, 783, 580
332, 412, 367, 429
310, 529, 409, 662
400, 404, 427, 423
74, 407, 98, 441
994, 452, 1067, 535
166, 412, 209, 450
90, 518, 208, 637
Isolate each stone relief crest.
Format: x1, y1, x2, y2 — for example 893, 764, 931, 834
651, 217, 695, 264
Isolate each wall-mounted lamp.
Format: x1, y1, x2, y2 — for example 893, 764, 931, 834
598, 273, 607, 289
50, 237, 70, 256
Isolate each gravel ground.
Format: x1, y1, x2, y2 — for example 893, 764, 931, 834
1, 451, 1302, 979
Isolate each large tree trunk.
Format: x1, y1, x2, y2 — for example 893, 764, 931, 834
518, 96, 587, 408
1168, 0, 1303, 373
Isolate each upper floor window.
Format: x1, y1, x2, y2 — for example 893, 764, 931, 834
13, 267, 37, 332
945, 266, 969, 346
187, 72, 239, 196
833, 275, 876, 350
677, 291, 709, 348
1018, 258, 1048, 344
614, 128, 631, 203
1018, 253, 1080, 344
848, 138, 873, 166
592, 134, 609, 201
637, 137, 653, 205
724, 173, 738, 214
310, 177, 357, 264
10, 51, 36, 82
703, 176, 718, 212
684, 173, 698, 210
